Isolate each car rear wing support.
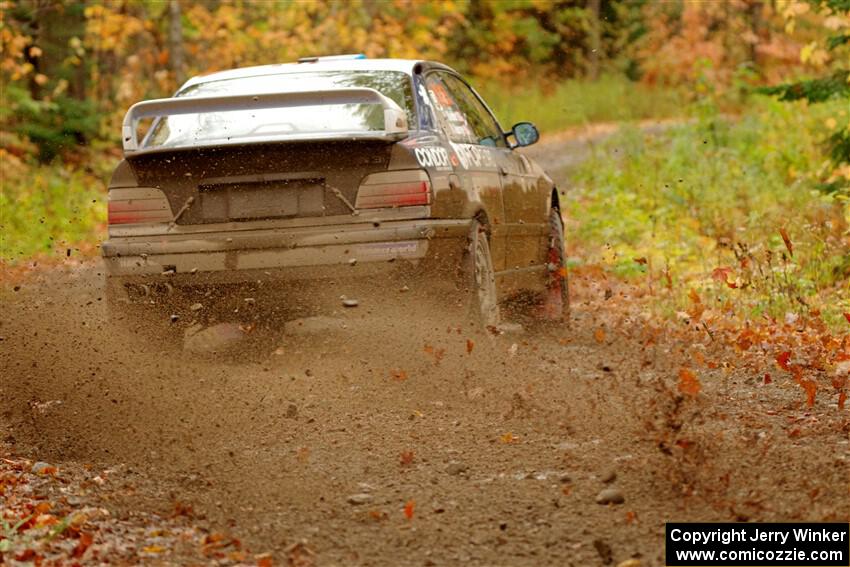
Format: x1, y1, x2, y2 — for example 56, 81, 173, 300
121, 87, 408, 154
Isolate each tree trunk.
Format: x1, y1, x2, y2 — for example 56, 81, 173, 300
587, 0, 601, 80
168, 0, 185, 85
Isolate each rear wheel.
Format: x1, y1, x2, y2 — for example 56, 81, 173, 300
461, 220, 500, 331
542, 207, 570, 321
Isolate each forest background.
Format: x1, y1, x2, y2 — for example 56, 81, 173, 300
1, 0, 848, 329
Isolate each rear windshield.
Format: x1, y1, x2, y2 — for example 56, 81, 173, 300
144, 70, 415, 149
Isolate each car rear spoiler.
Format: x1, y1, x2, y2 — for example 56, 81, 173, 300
121, 88, 409, 154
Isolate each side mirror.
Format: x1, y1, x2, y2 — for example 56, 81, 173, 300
511, 122, 539, 147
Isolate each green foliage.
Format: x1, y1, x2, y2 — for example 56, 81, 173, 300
758, 70, 850, 103
0, 163, 106, 262
759, 0, 849, 189
570, 97, 850, 324
3, 84, 99, 162
826, 33, 850, 50
811, 0, 850, 11
478, 74, 684, 132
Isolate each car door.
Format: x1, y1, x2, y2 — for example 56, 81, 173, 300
422, 72, 507, 271
438, 74, 548, 277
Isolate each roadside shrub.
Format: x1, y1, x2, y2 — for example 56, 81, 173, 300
570, 96, 849, 326
0, 161, 106, 263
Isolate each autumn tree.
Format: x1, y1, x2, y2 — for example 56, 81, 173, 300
760, 0, 850, 193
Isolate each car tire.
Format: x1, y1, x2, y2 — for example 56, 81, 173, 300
461, 219, 500, 331
544, 207, 570, 321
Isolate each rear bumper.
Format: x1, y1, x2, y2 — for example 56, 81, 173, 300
102, 218, 471, 284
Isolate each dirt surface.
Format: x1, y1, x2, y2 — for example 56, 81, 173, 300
2, 129, 848, 566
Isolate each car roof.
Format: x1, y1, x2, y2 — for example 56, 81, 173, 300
179, 58, 457, 92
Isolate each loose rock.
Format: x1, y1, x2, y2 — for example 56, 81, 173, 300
346, 493, 373, 505
342, 298, 359, 308
446, 462, 468, 476
593, 539, 613, 564
595, 487, 625, 505
601, 469, 617, 484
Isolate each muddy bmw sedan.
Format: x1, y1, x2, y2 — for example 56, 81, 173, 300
102, 56, 568, 333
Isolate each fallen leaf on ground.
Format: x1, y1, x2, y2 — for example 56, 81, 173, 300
677, 368, 701, 397
776, 351, 792, 371
72, 532, 93, 558
369, 510, 388, 522
142, 545, 166, 554
499, 432, 519, 444
594, 328, 606, 343
403, 500, 415, 520
423, 344, 445, 364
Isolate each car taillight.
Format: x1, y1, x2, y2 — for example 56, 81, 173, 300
355, 170, 431, 209
107, 187, 173, 225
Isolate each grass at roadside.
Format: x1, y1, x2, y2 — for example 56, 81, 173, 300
479, 74, 685, 133
0, 158, 107, 263
567, 96, 850, 328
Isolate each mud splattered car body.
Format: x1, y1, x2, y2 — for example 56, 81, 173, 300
102, 57, 566, 324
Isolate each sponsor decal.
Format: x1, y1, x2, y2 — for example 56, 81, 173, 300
449, 142, 497, 170
414, 146, 452, 170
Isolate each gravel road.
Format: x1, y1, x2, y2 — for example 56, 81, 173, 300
2, 127, 847, 566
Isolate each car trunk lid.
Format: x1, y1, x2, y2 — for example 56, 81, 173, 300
125, 140, 393, 227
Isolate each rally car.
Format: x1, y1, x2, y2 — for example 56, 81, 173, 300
102, 55, 569, 330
